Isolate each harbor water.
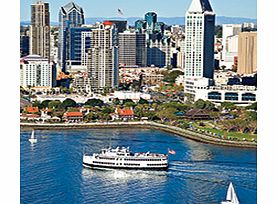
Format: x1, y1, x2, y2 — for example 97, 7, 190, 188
21, 128, 257, 204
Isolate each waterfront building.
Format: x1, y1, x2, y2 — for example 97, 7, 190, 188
63, 111, 83, 122
184, 78, 256, 105
29, 0, 50, 60
58, 2, 84, 72
87, 22, 119, 92
238, 32, 257, 75
112, 108, 135, 121
184, 0, 215, 79
20, 55, 55, 88
118, 31, 147, 67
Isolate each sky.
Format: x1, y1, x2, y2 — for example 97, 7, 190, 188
20, 0, 257, 22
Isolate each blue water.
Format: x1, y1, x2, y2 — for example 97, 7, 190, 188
21, 128, 257, 204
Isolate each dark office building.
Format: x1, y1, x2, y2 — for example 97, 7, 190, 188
108, 20, 127, 33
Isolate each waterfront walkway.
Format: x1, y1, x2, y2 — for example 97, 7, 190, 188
20, 121, 257, 148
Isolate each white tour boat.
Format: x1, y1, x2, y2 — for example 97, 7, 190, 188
28, 130, 37, 144
221, 182, 240, 204
83, 146, 168, 170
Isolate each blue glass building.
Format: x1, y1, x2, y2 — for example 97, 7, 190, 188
68, 27, 92, 66
58, 2, 84, 72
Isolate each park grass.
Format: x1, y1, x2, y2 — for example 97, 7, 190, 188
190, 121, 257, 142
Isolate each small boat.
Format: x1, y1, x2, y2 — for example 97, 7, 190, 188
28, 130, 37, 144
221, 182, 239, 204
83, 146, 168, 170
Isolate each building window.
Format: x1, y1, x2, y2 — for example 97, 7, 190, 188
208, 92, 221, 100
225, 92, 239, 101
242, 93, 256, 101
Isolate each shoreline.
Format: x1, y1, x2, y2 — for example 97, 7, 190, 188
20, 121, 257, 149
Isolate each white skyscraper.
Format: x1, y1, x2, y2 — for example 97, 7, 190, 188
20, 55, 54, 88
87, 22, 119, 91
184, 0, 215, 79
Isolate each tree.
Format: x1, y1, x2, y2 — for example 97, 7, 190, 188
134, 105, 144, 118
246, 102, 257, 111
41, 100, 51, 108
32, 100, 42, 109
84, 112, 98, 122
122, 99, 134, 105
85, 99, 104, 107
113, 98, 120, 105
194, 99, 206, 109
61, 98, 77, 109
48, 100, 62, 109
221, 102, 236, 111
138, 98, 148, 104
163, 70, 184, 83
102, 107, 115, 114
124, 102, 136, 108
156, 107, 178, 122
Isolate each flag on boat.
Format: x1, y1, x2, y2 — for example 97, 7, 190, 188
118, 8, 124, 15
168, 148, 176, 155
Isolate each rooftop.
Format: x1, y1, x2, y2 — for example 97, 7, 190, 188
61, 2, 83, 14
188, 0, 213, 13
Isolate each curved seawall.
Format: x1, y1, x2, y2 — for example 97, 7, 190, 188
20, 121, 257, 148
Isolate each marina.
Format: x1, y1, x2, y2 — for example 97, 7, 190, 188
20, 128, 256, 204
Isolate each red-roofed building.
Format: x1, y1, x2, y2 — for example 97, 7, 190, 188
25, 106, 39, 114
103, 21, 113, 26
20, 113, 40, 121
63, 112, 84, 122
113, 108, 134, 121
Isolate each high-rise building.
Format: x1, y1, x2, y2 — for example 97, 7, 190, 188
20, 55, 55, 88
87, 22, 119, 91
145, 12, 157, 33
147, 38, 171, 68
108, 20, 127, 33
58, 2, 84, 72
118, 32, 146, 67
135, 20, 146, 33
238, 32, 257, 75
29, 1, 50, 60
136, 33, 147, 67
81, 31, 92, 68
184, 0, 215, 79
222, 24, 242, 61
67, 27, 92, 71
119, 32, 136, 66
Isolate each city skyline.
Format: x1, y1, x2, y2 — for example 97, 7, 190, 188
21, 0, 257, 22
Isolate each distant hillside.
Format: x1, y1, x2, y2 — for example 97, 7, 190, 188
20, 16, 257, 26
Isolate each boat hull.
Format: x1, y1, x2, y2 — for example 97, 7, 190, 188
83, 162, 168, 171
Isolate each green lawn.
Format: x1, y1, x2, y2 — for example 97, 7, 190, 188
189, 121, 257, 142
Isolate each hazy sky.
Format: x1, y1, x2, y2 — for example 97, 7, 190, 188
20, 0, 257, 21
